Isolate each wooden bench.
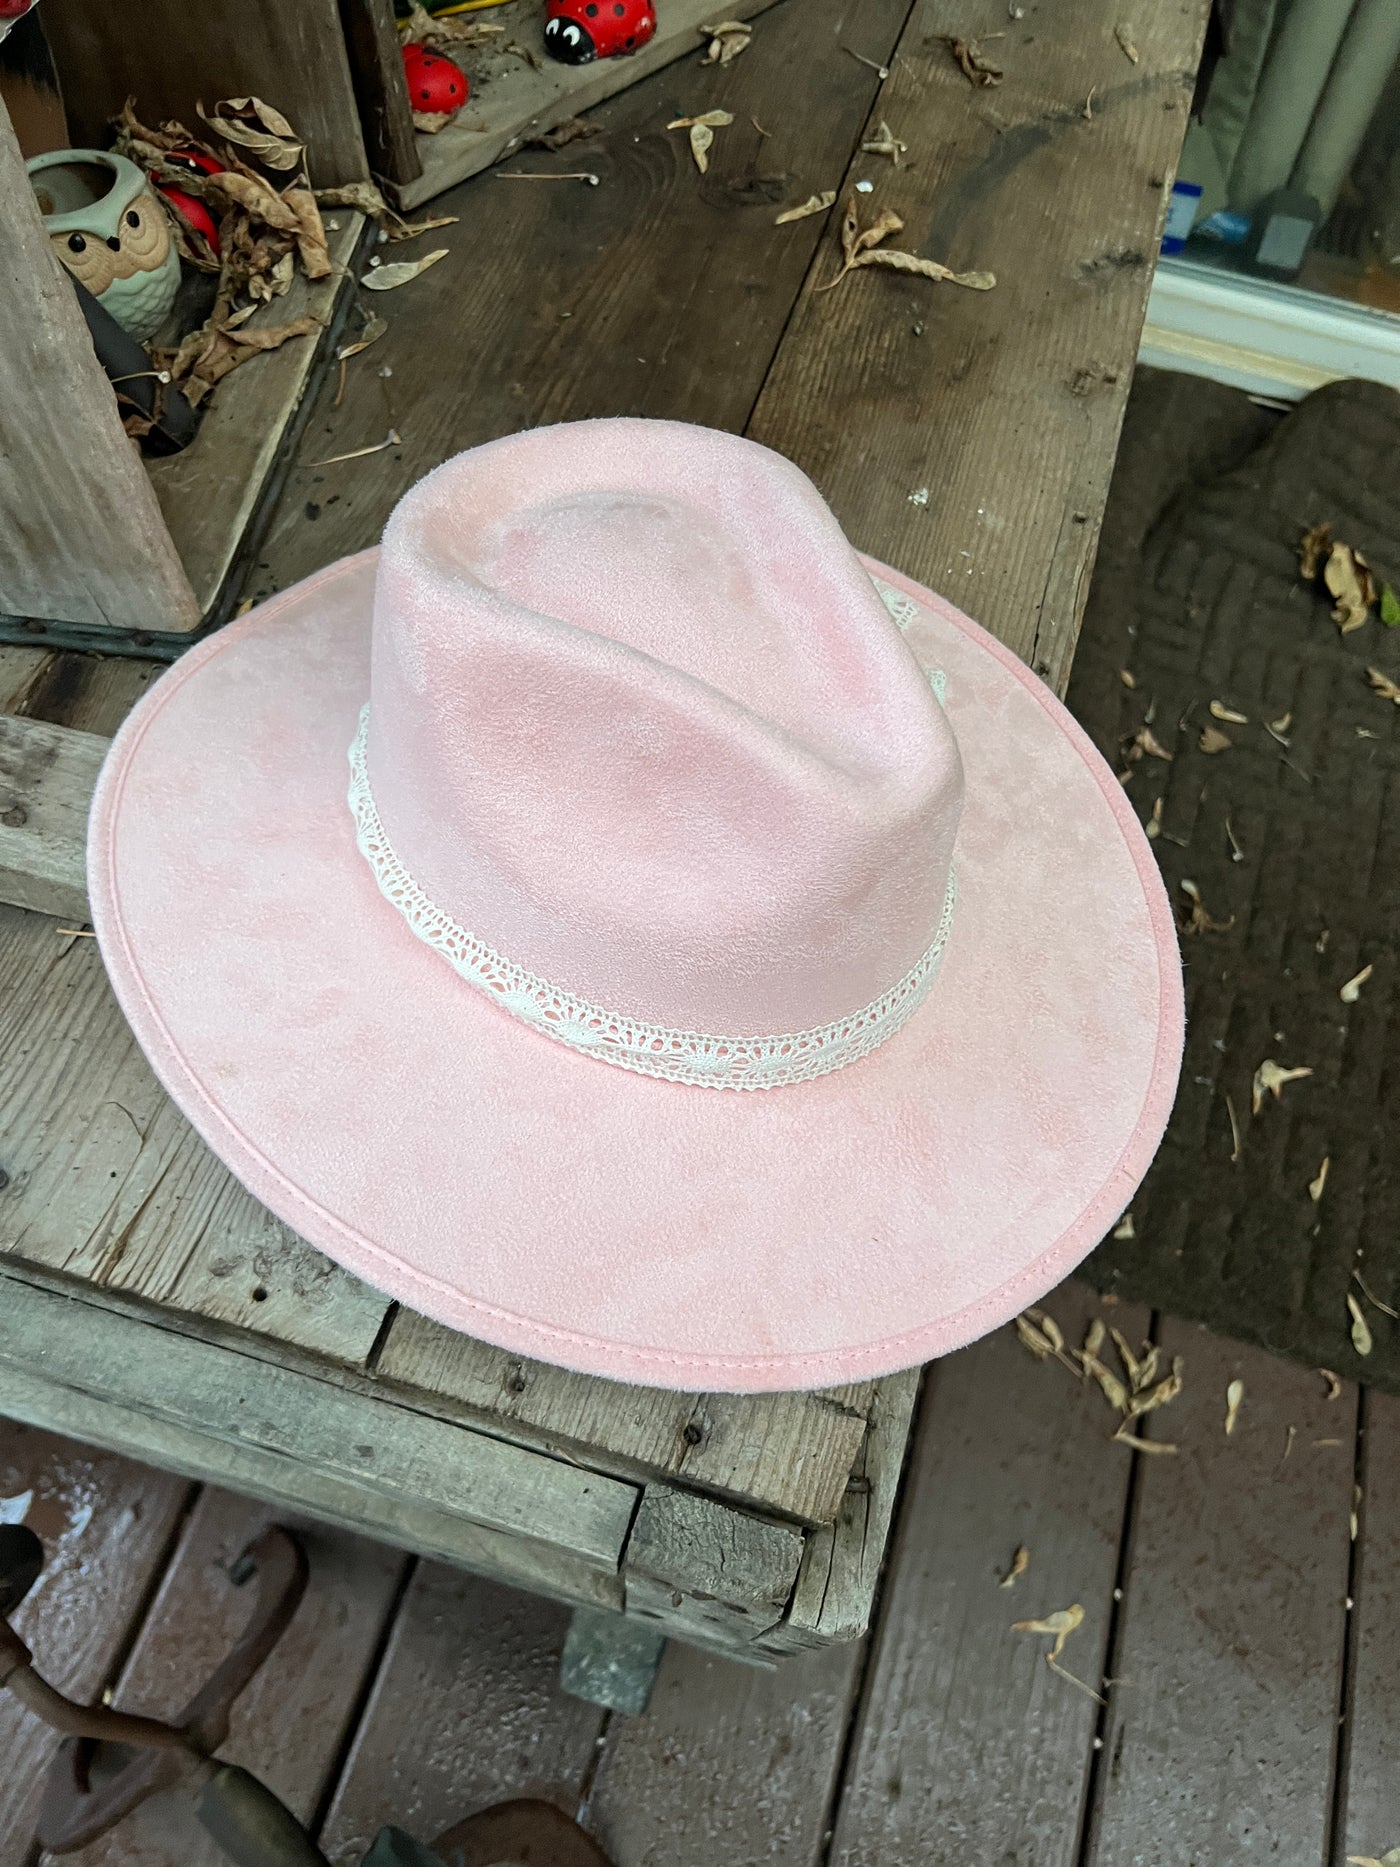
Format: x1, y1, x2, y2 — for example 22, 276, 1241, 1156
0, 0, 1209, 1707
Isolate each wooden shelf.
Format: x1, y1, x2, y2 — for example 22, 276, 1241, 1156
389, 0, 785, 212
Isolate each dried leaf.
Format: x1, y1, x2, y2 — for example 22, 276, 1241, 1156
1128, 1358, 1184, 1418
1125, 723, 1173, 762
1179, 878, 1234, 936
1320, 1369, 1342, 1400
400, 0, 502, 45
316, 181, 459, 244
1011, 1602, 1083, 1661
1340, 964, 1373, 1004
699, 18, 751, 64
1224, 1378, 1244, 1435
775, 191, 837, 225
1032, 1309, 1065, 1353
1135, 1345, 1161, 1392
1226, 1093, 1243, 1163
940, 34, 1004, 85
362, 249, 449, 291
528, 117, 602, 151
1083, 86, 1096, 120
1081, 1350, 1130, 1414
413, 110, 454, 135
1111, 1427, 1178, 1454
666, 109, 735, 175
205, 168, 301, 231
1199, 724, 1232, 754
337, 315, 388, 361
667, 109, 735, 129
1349, 1293, 1373, 1357
1382, 586, 1400, 627
282, 186, 331, 280
1367, 667, 1400, 703
1015, 1313, 1055, 1360
1119, 668, 1136, 689
861, 119, 908, 164
850, 247, 996, 289
1114, 22, 1140, 61
1310, 1157, 1331, 1203
1146, 796, 1163, 840
1209, 700, 1249, 724
1084, 1317, 1106, 1358
1110, 1328, 1141, 1390
1264, 711, 1293, 746
1324, 541, 1377, 633
1345, 1847, 1400, 1864
1251, 1058, 1313, 1114
998, 1544, 1030, 1588
1299, 521, 1332, 580
1113, 1211, 1135, 1240
198, 96, 304, 171
853, 208, 906, 255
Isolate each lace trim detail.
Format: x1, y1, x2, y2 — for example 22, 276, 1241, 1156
348, 707, 955, 1090
872, 574, 920, 633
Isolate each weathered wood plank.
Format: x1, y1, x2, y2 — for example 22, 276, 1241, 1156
746, 0, 1212, 693
622, 1485, 805, 1651
1083, 1318, 1357, 1867
0, 1269, 638, 1570
0, 714, 104, 919
253, 0, 912, 592
761, 1365, 921, 1654
146, 214, 365, 623
0, 646, 51, 712
4, 650, 160, 735
317, 1566, 605, 1862
588, 1637, 864, 1866
828, 1284, 1149, 1867
340, 0, 423, 189
389, 0, 786, 212
0, 104, 198, 635
0, 904, 391, 1365
46, 1487, 406, 1867
0, 1420, 192, 1867
377, 1311, 873, 1525
41, 0, 371, 187
1335, 1388, 1400, 1867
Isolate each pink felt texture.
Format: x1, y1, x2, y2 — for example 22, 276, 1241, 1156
369, 425, 961, 1031
88, 420, 1183, 1393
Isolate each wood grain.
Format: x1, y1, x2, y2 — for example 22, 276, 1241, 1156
389, 0, 786, 212
253, 0, 913, 593
46, 1487, 406, 1867
747, 0, 1212, 694
339, 0, 422, 188
588, 1637, 864, 1867
1335, 1388, 1400, 1867
316, 1566, 604, 1865
5, 651, 160, 735
0, 714, 104, 918
0, 1420, 192, 1867
622, 1485, 805, 1649
377, 1311, 873, 1525
1083, 1317, 1357, 1867
0, 105, 198, 635
828, 1284, 1149, 1867
41, 0, 370, 187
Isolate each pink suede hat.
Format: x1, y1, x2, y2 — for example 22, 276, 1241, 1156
88, 419, 1183, 1393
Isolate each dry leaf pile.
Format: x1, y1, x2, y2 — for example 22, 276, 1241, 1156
698, 18, 752, 64
315, 179, 458, 243
1016, 1309, 1185, 1452
115, 99, 333, 407
818, 196, 995, 293
401, 1, 504, 49
667, 109, 734, 173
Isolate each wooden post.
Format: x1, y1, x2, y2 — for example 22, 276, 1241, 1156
0, 105, 199, 635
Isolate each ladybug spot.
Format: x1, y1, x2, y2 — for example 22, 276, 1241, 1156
419, 87, 431, 100
613, 2, 625, 12
625, 31, 634, 41
585, 3, 598, 12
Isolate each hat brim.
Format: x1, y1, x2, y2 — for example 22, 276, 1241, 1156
89, 551, 1182, 1392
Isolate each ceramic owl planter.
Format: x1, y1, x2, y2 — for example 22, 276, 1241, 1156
27, 149, 181, 343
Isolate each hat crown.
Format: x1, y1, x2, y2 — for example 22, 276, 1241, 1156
362, 420, 962, 1042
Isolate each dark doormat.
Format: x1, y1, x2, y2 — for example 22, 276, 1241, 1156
1066, 369, 1400, 1390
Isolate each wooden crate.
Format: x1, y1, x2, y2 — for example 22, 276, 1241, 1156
0, 6, 368, 650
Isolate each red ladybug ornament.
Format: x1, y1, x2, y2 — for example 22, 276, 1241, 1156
151, 149, 225, 258
543, 0, 656, 65
402, 42, 469, 115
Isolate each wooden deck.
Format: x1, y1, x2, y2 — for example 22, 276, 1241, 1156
3, 1283, 1397, 1865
